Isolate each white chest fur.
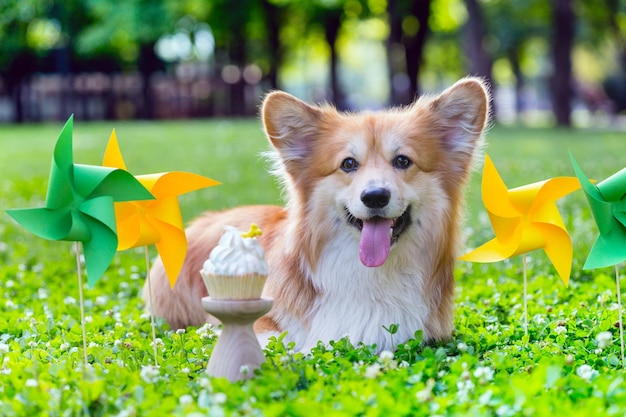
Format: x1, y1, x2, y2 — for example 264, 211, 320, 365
290, 233, 430, 352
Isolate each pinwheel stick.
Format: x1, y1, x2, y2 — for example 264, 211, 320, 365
616, 264, 625, 367
523, 254, 528, 337
145, 247, 158, 365
75, 242, 88, 367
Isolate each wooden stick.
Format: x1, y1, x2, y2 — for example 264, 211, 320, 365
616, 264, 624, 367
75, 242, 88, 367
145, 246, 158, 365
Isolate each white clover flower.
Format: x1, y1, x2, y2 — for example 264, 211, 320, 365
533, 314, 546, 325
457, 342, 468, 352
240, 365, 250, 375
179, 394, 193, 406
0, 343, 9, 354
84, 316, 93, 323
576, 364, 598, 382
176, 328, 186, 335
212, 392, 227, 405
5, 300, 16, 309
596, 331, 613, 349
151, 338, 164, 348
181, 367, 190, 374
140, 365, 160, 384
196, 323, 214, 339
25, 379, 38, 387
63, 296, 76, 305
456, 379, 475, 402
473, 366, 494, 382
5, 280, 14, 288
60, 342, 70, 351
496, 404, 514, 417
554, 325, 567, 335
1, 367, 11, 375
364, 364, 382, 379
38, 288, 48, 299
415, 386, 432, 402
198, 377, 213, 391
379, 350, 394, 364
95, 296, 108, 306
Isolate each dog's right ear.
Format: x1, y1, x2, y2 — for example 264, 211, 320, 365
261, 91, 322, 163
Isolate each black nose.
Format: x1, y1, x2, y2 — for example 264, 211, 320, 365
361, 188, 391, 209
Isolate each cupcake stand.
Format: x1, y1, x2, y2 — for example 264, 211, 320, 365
202, 297, 273, 381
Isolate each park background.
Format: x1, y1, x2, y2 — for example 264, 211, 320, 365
2, 1, 626, 415
1, 0, 625, 127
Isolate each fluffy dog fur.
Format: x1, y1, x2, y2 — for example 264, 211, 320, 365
144, 77, 490, 352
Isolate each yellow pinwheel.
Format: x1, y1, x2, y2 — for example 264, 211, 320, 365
460, 154, 580, 286
103, 131, 219, 287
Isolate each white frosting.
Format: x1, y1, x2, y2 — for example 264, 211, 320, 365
202, 225, 268, 276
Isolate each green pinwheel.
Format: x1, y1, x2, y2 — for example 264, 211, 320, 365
570, 152, 626, 269
6, 116, 154, 287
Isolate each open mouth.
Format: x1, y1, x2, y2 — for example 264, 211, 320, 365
345, 206, 411, 268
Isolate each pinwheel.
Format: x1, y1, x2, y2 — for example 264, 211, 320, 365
571, 152, 626, 366
460, 154, 580, 333
102, 130, 219, 362
5, 116, 154, 365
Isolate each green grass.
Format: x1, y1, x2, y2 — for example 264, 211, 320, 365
0, 119, 625, 415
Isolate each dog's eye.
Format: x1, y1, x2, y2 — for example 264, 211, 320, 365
393, 155, 412, 170
340, 157, 359, 172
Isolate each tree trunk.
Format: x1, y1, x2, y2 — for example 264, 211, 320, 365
323, 11, 344, 109
464, 0, 495, 117
404, 0, 431, 100
261, 0, 282, 90
551, 0, 574, 126
387, 0, 431, 105
387, 0, 406, 105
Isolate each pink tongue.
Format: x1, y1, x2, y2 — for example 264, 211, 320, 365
359, 218, 393, 267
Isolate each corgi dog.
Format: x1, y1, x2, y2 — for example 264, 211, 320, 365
144, 77, 490, 352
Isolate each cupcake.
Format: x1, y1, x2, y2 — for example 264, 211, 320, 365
200, 224, 268, 300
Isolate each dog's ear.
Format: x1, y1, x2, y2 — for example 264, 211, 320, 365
262, 91, 322, 163
427, 77, 490, 163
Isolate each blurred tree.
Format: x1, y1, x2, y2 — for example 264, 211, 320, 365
387, 0, 432, 105
551, 0, 574, 126
463, 0, 493, 87
261, 0, 285, 90
207, 0, 249, 115
269, 0, 372, 108
80, 0, 177, 119
0, 1, 41, 122
578, 0, 626, 112
480, 1, 547, 115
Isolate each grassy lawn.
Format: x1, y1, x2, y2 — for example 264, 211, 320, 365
0, 119, 625, 415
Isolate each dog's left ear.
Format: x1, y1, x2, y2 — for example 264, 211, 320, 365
261, 91, 323, 164
427, 77, 490, 165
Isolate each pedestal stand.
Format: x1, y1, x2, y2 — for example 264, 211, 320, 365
202, 297, 273, 381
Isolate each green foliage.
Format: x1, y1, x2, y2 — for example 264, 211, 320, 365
1, 120, 626, 415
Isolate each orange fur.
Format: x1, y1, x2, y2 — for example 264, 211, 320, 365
144, 77, 490, 351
